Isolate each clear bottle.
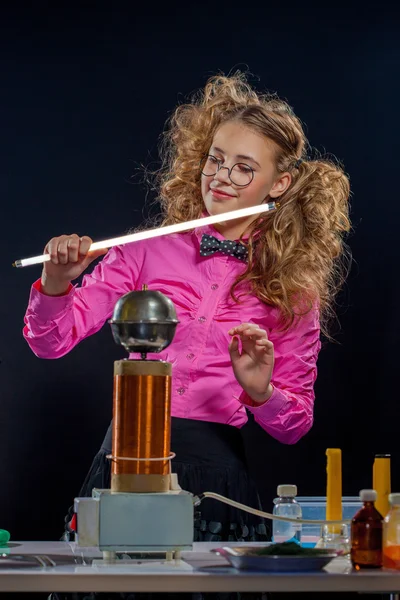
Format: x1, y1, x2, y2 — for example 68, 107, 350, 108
272, 484, 302, 543
383, 492, 400, 570
351, 489, 383, 569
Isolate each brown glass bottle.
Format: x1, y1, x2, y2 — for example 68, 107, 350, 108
351, 489, 383, 569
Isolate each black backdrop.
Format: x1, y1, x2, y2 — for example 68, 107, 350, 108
1, 4, 399, 546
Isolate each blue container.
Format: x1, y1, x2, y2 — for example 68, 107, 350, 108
296, 496, 362, 545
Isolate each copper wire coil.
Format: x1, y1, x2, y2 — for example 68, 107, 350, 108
112, 365, 171, 477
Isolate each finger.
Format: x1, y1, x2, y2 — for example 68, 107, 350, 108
228, 326, 239, 336
229, 322, 253, 332
79, 237, 108, 264
255, 338, 273, 346
236, 328, 267, 341
228, 323, 261, 336
78, 236, 93, 257
46, 236, 64, 264
89, 248, 108, 258
80, 250, 108, 273
57, 236, 71, 265
255, 339, 274, 351
242, 327, 268, 339
67, 234, 80, 263
228, 336, 241, 361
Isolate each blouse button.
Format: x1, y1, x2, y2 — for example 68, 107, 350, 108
198, 316, 206, 323
177, 387, 186, 395
211, 284, 219, 290
186, 353, 194, 360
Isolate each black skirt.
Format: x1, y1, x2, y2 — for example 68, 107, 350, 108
53, 417, 269, 600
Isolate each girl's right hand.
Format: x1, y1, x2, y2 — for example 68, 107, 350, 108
41, 234, 108, 295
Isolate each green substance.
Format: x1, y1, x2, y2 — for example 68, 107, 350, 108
251, 542, 329, 556
0, 530, 10, 546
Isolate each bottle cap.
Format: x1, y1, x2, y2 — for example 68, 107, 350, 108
360, 489, 377, 502
277, 484, 297, 497
389, 493, 400, 505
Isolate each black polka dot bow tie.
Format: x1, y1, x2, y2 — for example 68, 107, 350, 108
199, 234, 248, 262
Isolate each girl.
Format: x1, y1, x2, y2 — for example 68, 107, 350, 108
23, 72, 350, 599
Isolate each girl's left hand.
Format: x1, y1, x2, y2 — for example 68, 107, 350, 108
228, 323, 274, 404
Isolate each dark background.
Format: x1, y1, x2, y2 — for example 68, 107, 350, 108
1, 3, 399, 547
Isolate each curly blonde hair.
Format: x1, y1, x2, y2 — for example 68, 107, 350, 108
155, 72, 351, 336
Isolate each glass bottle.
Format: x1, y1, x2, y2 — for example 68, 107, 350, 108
351, 489, 383, 569
383, 492, 400, 570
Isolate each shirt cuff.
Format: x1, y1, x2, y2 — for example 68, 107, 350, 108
238, 385, 289, 419
29, 278, 75, 314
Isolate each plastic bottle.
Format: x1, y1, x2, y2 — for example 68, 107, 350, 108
351, 489, 383, 569
272, 484, 302, 543
383, 492, 400, 570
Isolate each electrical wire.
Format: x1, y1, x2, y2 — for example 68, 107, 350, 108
194, 492, 350, 525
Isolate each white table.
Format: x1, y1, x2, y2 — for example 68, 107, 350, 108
0, 541, 399, 594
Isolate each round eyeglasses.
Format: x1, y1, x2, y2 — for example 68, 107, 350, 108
201, 154, 255, 187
